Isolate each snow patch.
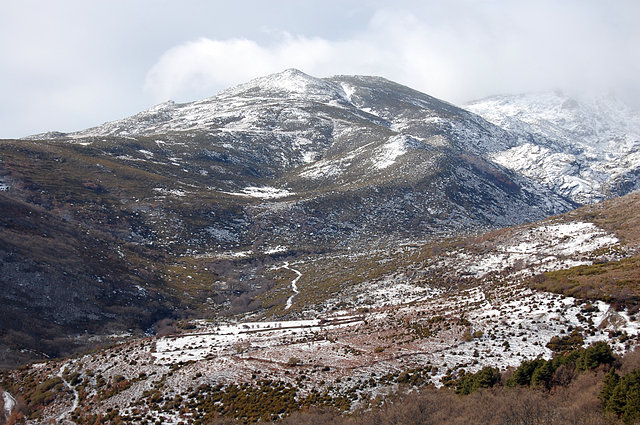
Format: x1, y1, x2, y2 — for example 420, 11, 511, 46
153, 188, 187, 197
340, 83, 356, 102
115, 154, 147, 162
3, 391, 16, 419
301, 150, 317, 163
278, 261, 302, 310
152, 315, 363, 365
224, 186, 294, 199
373, 136, 408, 169
264, 245, 288, 255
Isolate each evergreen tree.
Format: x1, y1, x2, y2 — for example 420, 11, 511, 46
599, 367, 620, 406
530, 360, 555, 390
576, 341, 614, 371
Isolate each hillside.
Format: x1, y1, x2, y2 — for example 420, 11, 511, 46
1, 190, 639, 424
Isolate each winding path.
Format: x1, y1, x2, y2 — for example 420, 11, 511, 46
280, 261, 302, 310
56, 363, 79, 424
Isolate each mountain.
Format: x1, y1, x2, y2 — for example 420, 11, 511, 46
0, 70, 636, 370
22, 70, 574, 249
466, 91, 640, 204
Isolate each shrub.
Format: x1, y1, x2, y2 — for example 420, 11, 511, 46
506, 358, 546, 387
546, 330, 584, 353
600, 368, 640, 424
576, 341, 615, 371
450, 367, 500, 395
287, 357, 301, 366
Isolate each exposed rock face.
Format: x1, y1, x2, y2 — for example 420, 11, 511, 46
466, 91, 640, 204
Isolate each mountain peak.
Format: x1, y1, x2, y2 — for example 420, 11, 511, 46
218, 68, 346, 102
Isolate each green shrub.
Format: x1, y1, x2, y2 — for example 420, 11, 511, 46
451, 367, 500, 395
600, 369, 640, 424
507, 342, 614, 391
576, 341, 614, 371
506, 358, 546, 387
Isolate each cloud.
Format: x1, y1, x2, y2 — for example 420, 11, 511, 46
144, 36, 333, 102
2, 1, 639, 138
144, 4, 640, 106
142, 13, 460, 103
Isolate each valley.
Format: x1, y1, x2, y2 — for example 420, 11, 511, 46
2, 190, 640, 423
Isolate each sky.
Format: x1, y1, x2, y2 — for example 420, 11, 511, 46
1, 0, 639, 138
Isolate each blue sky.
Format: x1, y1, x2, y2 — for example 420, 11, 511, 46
1, 0, 639, 138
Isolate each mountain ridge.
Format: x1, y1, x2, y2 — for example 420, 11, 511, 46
466, 90, 640, 204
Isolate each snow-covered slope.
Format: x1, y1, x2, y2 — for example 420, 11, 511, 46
18, 70, 574, 250
466, 92, 640, 204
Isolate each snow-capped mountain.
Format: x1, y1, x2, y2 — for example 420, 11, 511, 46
21, 69, 574, 249
466, 92, 640, 204
2, 69, 639, 371
3, 69, 640, 423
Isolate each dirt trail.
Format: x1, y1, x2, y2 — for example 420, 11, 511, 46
56, 363, 79, 424
281, 261, 302, 310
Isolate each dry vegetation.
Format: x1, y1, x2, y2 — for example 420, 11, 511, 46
532, 257, 640, 314
202, 345, 638, 425
522, 192, 640, 318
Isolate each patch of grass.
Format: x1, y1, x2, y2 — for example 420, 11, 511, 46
531, 257, 640, 314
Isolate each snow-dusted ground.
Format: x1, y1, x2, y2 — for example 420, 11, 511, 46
152, 315, 364, 365
467, 92, 640, 204
147, 280, 639, 395
6, 214, 640, 424
148, 215, 636, 386
56, 363, 79, 425
438, 221, 620, 279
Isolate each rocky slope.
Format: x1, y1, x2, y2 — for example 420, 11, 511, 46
2, 190, 639, 424
466, 91, 640, 204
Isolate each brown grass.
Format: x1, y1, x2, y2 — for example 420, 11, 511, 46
531, 257, 640, 314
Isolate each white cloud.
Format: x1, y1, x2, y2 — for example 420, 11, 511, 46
144, 36, 334, 102
144, 5, 640, 106
2, 1, 639, 137
143, 12, 459, 103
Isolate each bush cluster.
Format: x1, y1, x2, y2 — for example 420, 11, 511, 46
600, 368, 640, 424
507, 341, 614, 390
